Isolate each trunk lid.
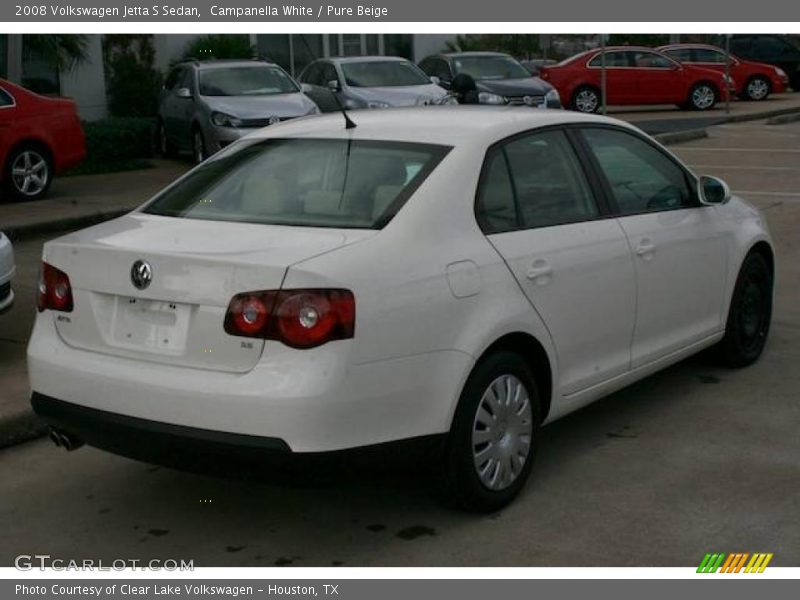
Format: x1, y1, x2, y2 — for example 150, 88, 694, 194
45, 213, 372, 373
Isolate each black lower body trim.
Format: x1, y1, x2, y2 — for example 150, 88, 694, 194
31, 393, 445, 479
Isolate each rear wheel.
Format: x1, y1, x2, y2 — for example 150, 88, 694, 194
688, 82, 717, 111
571, 86, 600, 113
713, 252, 773, 367
744, 76, 770, 101
2, 144, 53, 201
441, 351, 540, 512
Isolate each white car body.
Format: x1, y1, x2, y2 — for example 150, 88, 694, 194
28, 107, 773, 506
0, 231, 15, 313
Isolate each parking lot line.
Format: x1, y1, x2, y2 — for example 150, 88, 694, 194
687, 165, 799, 171
677, 147, 800, 153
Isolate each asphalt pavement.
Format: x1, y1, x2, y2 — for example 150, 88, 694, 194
0, 119, 798, 567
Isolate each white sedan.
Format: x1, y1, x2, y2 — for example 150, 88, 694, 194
28, 107, 774, 511
0, 231, 15, 314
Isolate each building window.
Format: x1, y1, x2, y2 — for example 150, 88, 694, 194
341, 34, 362, 56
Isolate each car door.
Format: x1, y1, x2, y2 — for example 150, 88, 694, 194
578, 126, 728, 368
630, 51, 685, 104
477, 128, 636, 395
587, 51, 637, 104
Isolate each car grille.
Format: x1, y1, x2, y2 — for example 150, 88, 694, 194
506, 95, 545, 107
239, 116, 298, 128
0, 281, 10, 303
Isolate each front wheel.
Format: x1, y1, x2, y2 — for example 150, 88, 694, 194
744, 76, 770, 101
712, 252, 773, 367
192, 127, 207, 164
688, 82, 718, 111
441, 351, 541, 512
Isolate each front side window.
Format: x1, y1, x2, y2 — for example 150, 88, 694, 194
662, 48, 693, 62
341, 60, 431, 87
144, 139, 450, 229
199, 66, 299, 96
581, 128, 694, 215
589, 51, 631, 68
452, 55, 531, 80
476, 130, 599, 232
693, 48, 727, 63
632, 52, 674, 68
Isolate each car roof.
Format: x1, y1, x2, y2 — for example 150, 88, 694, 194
657, 43, 724, 50
442, 51, 510, 58
326, 56, 409, 64
180, 59, 278, 70
244, 106, 640, 147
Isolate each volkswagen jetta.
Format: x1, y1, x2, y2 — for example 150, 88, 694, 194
28, 107, 774, 511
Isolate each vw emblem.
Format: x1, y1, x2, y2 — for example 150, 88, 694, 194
268, 115, 280, 125
130, 260, 153, 290
523, 96, 536, 106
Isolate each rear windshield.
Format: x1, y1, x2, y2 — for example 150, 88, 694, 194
199, 66, 298, 96
143, 138, 450, 229
341, 61, 431, 87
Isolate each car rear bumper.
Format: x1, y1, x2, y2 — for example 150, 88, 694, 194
27, 313, 470, 453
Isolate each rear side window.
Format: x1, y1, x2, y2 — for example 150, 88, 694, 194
144, 139, 450, 229
663, 48, 693, 62
589, 51, 630, 67
0, 88, 14, 107
581, 128, 694, 215
693, 48, 726, 63
476, 129, 599, 233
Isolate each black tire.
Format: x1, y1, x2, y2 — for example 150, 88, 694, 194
192, 126, 207, 164
688, 82, 718, 111
2, 143, 54, 202
713, 252, 773, 368
156, 119, 177, 158
743, 76, 771, 101
571, 85, 601, 113
441, 351, 541, 513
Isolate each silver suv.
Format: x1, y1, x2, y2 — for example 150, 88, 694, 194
157, 59, 320, 163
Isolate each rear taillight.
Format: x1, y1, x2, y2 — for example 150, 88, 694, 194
37, 262, 73, 313
224, 289, 355, 349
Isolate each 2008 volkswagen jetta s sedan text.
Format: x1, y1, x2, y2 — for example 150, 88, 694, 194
28, 107, 774, 512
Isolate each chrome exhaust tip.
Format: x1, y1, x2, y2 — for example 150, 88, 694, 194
49, 427, 84, 452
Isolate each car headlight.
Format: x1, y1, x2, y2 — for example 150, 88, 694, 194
367, 101, 391, 109
775, 66, 788, 78
544, 88, 560, 105
211, 112, 243, 128
477, 92, 505, 105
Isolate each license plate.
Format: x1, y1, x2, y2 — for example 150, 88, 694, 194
111, 297, 191, 353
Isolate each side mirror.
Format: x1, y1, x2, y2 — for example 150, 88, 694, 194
176, 87, 192, 99
698, 175, 731, 205
300, 83, 313, 93
430, 75, 441, 85
327, 79, 341, 93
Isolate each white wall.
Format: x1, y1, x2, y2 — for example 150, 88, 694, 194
60, 34, 107, 121
412, 35, 456, 61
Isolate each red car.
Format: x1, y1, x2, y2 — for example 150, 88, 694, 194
539, 46, 735, 113
0, 79, 85, 201
657, 43, 790, 101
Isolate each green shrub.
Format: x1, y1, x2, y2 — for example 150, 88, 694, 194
103, 35, 163, 118
66, 117, 157, 175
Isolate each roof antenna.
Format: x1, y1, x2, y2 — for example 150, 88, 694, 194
298, 34, 356, 130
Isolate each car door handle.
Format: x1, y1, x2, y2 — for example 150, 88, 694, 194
635, 240, 656, 257
526, 260, 553, 282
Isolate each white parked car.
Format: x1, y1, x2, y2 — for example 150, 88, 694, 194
0, 231, 15, 314
28, 107, 774, 511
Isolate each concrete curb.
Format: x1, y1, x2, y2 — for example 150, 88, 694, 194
655, 128, 709, 145
4, 208, 131, 243
0, 408, 47, 450
766, 111, 800, 125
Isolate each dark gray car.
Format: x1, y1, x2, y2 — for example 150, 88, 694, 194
298, 56, 452, 112
157, 59, 320, 162
419, 51, 561, 108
